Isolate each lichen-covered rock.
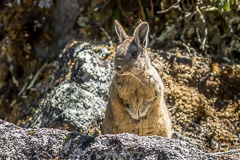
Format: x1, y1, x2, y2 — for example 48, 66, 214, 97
64, 133, 240, 160
31, 42, 114, 135
1, 120, 239, 160
0, 119, 68, 160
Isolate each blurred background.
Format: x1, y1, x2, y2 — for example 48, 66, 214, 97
0, 0, 239, 123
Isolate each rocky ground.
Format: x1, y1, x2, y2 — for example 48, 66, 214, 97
1, 119, 240, 159
1, 41, 239, 159
150, 49, 240, 152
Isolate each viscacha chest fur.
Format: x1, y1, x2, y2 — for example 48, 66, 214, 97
113, 73, 158, 109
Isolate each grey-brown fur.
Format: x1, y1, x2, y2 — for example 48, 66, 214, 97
102, 20, 171, 137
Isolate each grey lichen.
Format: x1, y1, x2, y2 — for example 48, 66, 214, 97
31, 42, 113, 135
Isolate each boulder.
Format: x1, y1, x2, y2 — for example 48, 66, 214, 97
0, 120, 239, 160
31, 42, 113, 134
0, 119, 67, 159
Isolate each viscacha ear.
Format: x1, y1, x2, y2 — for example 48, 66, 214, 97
133, 22, 149, 48
115, 20, 128, 43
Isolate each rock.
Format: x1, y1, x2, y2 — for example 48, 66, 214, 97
0, 119, 68, 160
65, 133, 240, 160
35, 0, 82, 58
31, 42, 113, 135
1, 120, 239, 160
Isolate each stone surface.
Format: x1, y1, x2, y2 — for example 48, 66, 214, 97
0, 120, 239, 160
0, 119, 68, 160
31, 42, 113, 135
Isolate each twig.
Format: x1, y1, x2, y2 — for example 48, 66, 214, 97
173, 40, 197, 56
181, 11, 197, 43
173, 40, 190, 53
137, 0, 146, 20
157, 3, 179, 13
150, 0, 154, 17
190, 47, 197, 56
27, 63, 47, 90
18, 82, 28, 96
9, 65, 19, 87
157, 0, 187, 14
100, 27, 113, 47
196, 28, 201, 42
180, 27, 186, 43
195, 5, 207, 51
224, 17, 234, 34
118, 0, 132, 26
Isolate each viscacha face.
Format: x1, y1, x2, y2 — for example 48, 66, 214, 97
114, 38, 149, 75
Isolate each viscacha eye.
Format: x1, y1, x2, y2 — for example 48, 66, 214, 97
132, 51, 137, 57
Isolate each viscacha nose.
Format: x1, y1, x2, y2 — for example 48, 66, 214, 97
116, 65, 122, 71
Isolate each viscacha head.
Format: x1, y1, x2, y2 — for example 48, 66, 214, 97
114, 20, 152, 75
